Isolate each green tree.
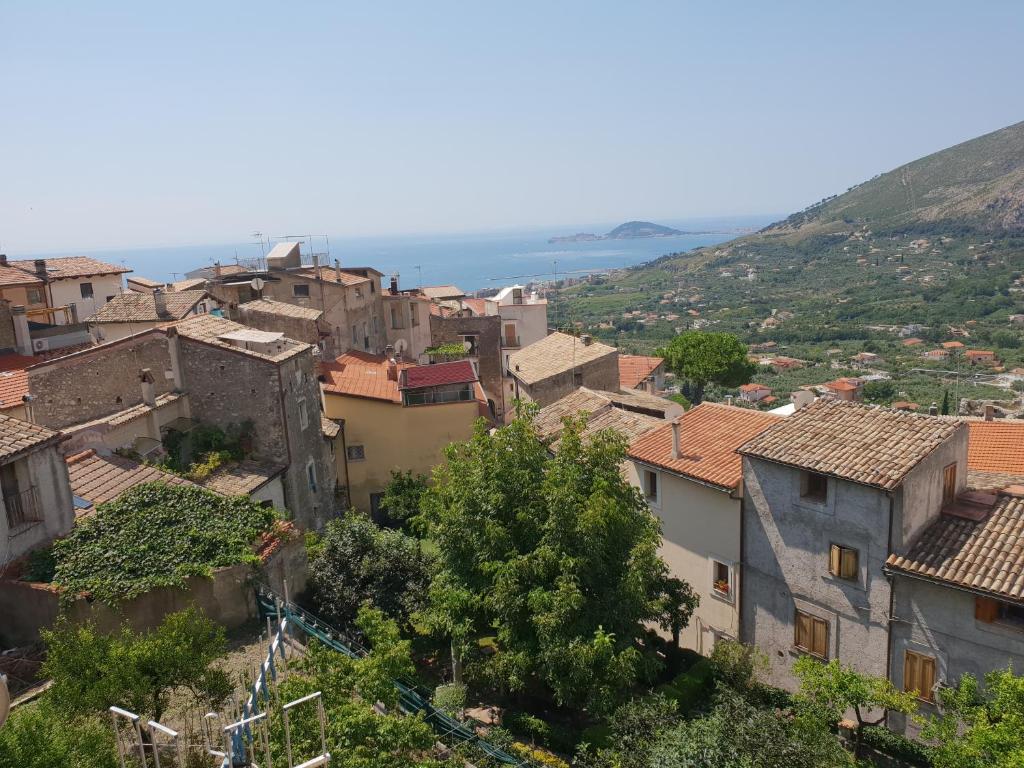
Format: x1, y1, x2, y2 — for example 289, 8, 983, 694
379, 470, 430, 529
793, 655, 917, 758
309, 511, 433, 632
0, 700, 117, 768
575, 694, 680, 768
941, 389, 951, 415
42, 609, 231, 723
862, 379, 896, 403
657, 331, 756, 404
420, 413, 692, 713
920, 668, 1024, 768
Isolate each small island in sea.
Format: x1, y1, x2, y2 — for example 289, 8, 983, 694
549, 220, 684, 243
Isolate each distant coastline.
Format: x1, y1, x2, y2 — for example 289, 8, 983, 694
549, 219, 757, 244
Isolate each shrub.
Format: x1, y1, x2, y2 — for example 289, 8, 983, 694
860, 725, 934, 767
0, 701, 117, 768
506, 712, 551, 745
52, 483, 277, 603
21, 546, 56, 582
433, 683, 467, 719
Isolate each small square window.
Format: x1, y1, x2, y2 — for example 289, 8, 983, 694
643, 469, 658, 503
27, 288, 43, 304
712, 560, 732, 599
801, 471, 828, 502
829, 544, 858, 581
794, 609, 829, 658
80, 282, 94, 299
347, 444, 365, 461
573, 371, 583, 386
293, 284, 310, 298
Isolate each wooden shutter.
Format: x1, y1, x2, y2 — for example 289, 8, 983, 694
943, 463, 957, 505
841, 548, 858, 580
812, 617, 828, 657
829, 545, 841, 576
905, 651, 936, 701
795, 610, 812, 650
975, 596, 999, 622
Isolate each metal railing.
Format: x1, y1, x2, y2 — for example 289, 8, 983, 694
4, 486, 42, 530
404, 388, 474, 406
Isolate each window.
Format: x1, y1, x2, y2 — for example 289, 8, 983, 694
462, 335, 478, 355
347, 444, 366, 461
801, 471, 828, 502
410, 303, 419, 326
372, 315, 378, 334
27, 288, 43, 304
362, 322, 369, 350
504, 323, 518, 347
573, 371, 583, 386
829, 544, 859, 581
977, 596, 1024, 630
370, 281, 375, 293
298, 399, 309, 430
643, 469, 658, 503
352, 325, 359, 345
390, 306, 403, 329
80, 282, 94, 299
904, 651, 936, 702
943, 463, 957, 506
355, 287, 363, 299
293, 284, 310, 298
512, 287, 523, 305
306, 461, 317, 493
794, 609, 828, 658
106, 295, 115, 302
712, 560, 732, 599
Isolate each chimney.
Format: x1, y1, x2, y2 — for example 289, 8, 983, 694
929, 402, 939, 416
387, 358, 398, 382
139, 368, 156, 406
11, 305, 31, 356
671, 420, 681, 460
335, 259, 343, 284
984, 404, 995, 421
385, 344, 395, 360
312, 252, 321, 282
33, 259, 47, 278
389, 275, 399, 295
725, 395, 734, 406
213, 261, 222, 278
0, 254, 6, 266
153, 288, 168, 317
580, 334, 592, 346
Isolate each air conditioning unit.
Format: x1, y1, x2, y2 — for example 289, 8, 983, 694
32, 338, 50, 352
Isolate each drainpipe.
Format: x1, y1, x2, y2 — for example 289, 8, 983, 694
884, 491, 896, 727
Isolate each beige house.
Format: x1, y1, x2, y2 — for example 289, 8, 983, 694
509, 332, 619, 409
626, 403, 781, 653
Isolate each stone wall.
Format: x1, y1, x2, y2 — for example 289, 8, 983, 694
27, 332, 176, 428
0, 300, 16, 352
236, 303, 322, 348
515, 351, 619, 410
430, 314, 503, 420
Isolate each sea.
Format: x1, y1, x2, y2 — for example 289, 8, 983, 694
38, 215, 775, 293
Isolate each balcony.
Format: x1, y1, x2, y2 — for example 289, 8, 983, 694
403, 388, 474, 406
5, 486, 42, 533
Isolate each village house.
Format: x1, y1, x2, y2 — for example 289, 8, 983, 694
126, 276, 166, 294
0, 255, 130, 327
738, 383, 771, 403
235, 298, 325, 349
902, 337, 924, 347
738, 401, 967, 695
822, 377, 863, 401
942, 340, 965, 351
319, 351, 486, 519
382, 276, 433, 363
0, 414, 74, 567
964, 349, 996, 366
627, 403, 781, 653
87, 289, 216, 343
509, 332, 620, 409
923, 348, 949, 361
532, 386, 678, 451
852, 351, 881, 365
618, 355, 666, 393
428, 310, 504, 421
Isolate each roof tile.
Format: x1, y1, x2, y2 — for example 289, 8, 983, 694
509, 332, 617, 385
618, 355, 664, 389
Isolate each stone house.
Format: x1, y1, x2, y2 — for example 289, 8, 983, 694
0, 414, 74, 567
738, 400, 967, 693
429, 312, 504, 421
383, 278, 433, 363
236, 298, 325, 348
509, 332, 620, 411
627, 404, 781, 654
532, 386, 674, 453
87, 289, 216, 343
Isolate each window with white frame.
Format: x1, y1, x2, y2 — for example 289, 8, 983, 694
642, 469, 659, 503
711, 559, 733, 599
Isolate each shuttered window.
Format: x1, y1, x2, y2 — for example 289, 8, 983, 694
976, 596, 1000, 622
904, 651, 936, 702
829, 544, 859, 581
943, 463, 957, 506
794, 609, 828, 658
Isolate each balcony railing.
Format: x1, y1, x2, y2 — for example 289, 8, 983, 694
403, 388, 474, 406
5, 485, 42, 531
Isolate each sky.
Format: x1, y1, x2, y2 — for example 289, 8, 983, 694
2, 1, 1023, 253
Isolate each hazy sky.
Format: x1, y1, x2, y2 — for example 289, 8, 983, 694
3, 1, 1022, 253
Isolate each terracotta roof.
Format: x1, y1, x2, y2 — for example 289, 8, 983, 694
1, 256, 128, 283
533, 387, 673, 440
739, 383, 770, 392
739, 400, 964, 490
629, 403, 781, 491
0, 264, 44, 286
320, 351, 411, 403
420, 285, 465, 300
461, 298, 488, 315
902, 338, 924, 346
886, 491, 1024, 604
400, 360, 477, 390
430, 303, 453, 318
88, 290, 210, 323
66, 449, 194, 515
127, 276, 165, 289
172, 314, 310, 363
171, 278, 206, 292
942, 341, 965, 349
618, 355, 664, 389
0, 354, 38, 412
509, 332, 617, 385
238, 297, 323, 321
200, 459, 285, 496
0, 412, 60, 461
967, 421, 1024, 475
293, 267, 369, 287
824, 378, 861, 392
321, 415, 342, 439
67, 393, 183, 432
550, 407, 661, 452
965, 349, 995, 358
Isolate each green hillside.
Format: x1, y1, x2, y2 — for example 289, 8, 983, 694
554, 120, 1024, 411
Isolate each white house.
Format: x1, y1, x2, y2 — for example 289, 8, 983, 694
738, 383, 771, 403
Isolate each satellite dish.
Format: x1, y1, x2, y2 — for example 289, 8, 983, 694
394, 338, 409, 356
0, 674, 10, 730
250, 277, 265, 291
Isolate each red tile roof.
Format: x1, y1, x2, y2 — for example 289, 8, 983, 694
30, 256, 130, 279
401, 360, 477, 390
965, 349, 995, 358
0, 265, 44, 287
739, 383, 769, 392
824, 378, 861, 392
320, 352, 411, 402
942, 341, 965, 349
618, 355, 664, 389
461, 298, 488, 315
967, 421, 1024, 475
0, 354, 39, 412
628, 403, 781, 491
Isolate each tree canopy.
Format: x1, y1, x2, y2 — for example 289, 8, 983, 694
657, 331, 756, 404
419, 412, 694, 714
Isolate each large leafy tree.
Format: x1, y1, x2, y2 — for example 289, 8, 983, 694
41, 609, 231, 723
308, 511, 434, 632
793, 655, 916, 758
657, 331, 756, 404
921, 668, 1024, 768
419, 413, 694, 714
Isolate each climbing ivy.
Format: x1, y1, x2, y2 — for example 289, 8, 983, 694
51, 483, 278, 604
